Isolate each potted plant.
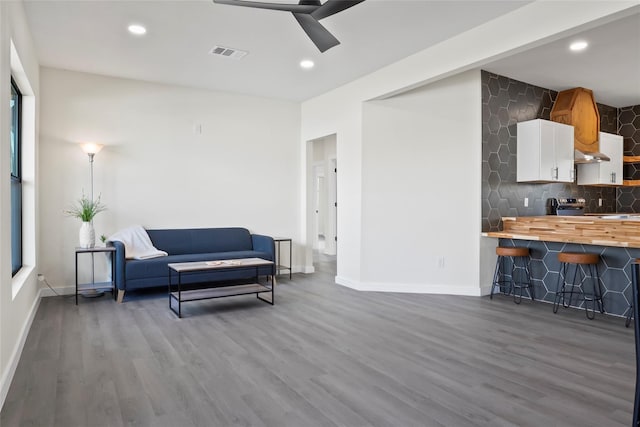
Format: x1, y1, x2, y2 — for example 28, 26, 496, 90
65, 192, 107, 248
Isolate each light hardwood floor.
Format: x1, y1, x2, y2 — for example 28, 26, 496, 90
1, 256, 636, 427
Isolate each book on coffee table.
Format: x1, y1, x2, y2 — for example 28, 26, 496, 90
206, 260, 243, 266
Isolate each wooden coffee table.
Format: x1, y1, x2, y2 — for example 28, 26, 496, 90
168, 257, 274, 318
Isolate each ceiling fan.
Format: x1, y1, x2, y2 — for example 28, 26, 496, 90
213, 0, 366, 53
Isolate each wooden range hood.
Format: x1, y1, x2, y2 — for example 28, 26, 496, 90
550, 87, 606, 160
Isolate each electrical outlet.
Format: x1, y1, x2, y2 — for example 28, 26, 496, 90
524, 198, 529, 207
437, 257, 445, 268
37, 274, 45, 282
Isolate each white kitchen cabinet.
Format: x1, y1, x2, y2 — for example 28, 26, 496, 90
517, 119, 575, 183
577, 132, 623, 186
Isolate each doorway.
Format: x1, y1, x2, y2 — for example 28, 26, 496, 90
307, 135, 337, 274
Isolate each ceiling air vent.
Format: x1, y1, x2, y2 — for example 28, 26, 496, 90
209, 45, 248, 60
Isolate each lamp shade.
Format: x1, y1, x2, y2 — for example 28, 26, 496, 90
80, 143, 104, 155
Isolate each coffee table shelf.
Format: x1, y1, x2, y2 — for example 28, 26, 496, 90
170, 283, 271, 302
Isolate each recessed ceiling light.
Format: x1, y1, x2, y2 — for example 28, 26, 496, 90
569, 40, 588, 51
300, 59, 314, 69
128, 24, 147, 36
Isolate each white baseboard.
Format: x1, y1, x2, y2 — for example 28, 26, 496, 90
0, 288, 43, 411
278, 265, 314, 274
299, 265, 314, 274
40, 285, 75, 297
479, 284, 493, 296
335, 275, 359, 289
335, 276, 485, 296
278, 265, 315, 276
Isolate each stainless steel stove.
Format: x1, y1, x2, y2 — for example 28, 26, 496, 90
547, 197, 585, 216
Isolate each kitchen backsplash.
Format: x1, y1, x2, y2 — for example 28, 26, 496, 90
481, 70, 618, 232
599, 103, 619, 133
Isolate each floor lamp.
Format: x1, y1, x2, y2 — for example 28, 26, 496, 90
80, 142, 104, 297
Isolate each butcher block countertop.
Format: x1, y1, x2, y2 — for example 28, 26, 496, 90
483, 215, 640, 248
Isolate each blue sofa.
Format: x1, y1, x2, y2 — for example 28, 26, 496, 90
109, 227, 275, 302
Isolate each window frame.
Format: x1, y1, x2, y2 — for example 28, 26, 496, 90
11, 77, 23, 276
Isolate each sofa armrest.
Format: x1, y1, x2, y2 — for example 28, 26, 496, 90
108, 240, 126, 291
252, 234, 275, 274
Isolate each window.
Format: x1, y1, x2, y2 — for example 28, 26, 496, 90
10, 78, 22, 276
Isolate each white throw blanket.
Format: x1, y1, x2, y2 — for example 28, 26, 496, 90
109, 225, 168, 260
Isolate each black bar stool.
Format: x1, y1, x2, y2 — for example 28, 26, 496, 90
490, 246, 534, 304
553, 252, 604, 319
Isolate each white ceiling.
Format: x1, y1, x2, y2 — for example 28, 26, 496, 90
484, 12, 640, 108
24, 0, 530, 101
22, 1, 640, 106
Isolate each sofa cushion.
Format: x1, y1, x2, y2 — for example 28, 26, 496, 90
125, 250, 271, 280
146, 228, 253, 255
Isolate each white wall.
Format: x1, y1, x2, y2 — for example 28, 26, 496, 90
0, 0, 40, 409
38, 68, 302, 291
360, 70, 482, 293
301, 1, 636, 293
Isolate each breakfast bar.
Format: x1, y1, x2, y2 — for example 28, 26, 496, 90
484, 215, 640, 317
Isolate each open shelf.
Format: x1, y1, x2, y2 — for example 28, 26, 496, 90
622, 157, 640, 185
78, 281, 114, 293
170, 283, 271, 302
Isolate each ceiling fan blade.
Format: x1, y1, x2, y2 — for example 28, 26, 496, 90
213, 0, 316, 14
292, 13, 340, 52
311, 0, 365, 20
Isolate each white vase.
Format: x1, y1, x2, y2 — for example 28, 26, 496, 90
79, 221, 95, 248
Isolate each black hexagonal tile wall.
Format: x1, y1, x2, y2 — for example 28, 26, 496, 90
599, 103, 618, 134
